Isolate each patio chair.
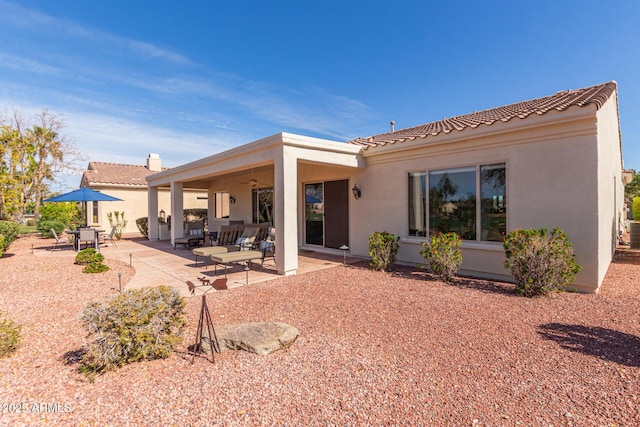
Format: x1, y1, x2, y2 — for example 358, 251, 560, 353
174, 221, 205, 249
78, 228, 97, 251
259, 227, 276, 270
51, 229, 72, 250
100, 226, 118, 248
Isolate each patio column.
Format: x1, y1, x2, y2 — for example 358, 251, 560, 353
170, 181, 184, 246
274, 146, 298, 275
207, 186, 216, 240
148, 186, 159, 240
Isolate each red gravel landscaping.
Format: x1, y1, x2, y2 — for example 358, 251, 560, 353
0, 234, 639, 426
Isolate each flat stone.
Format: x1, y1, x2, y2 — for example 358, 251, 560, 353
201, 322, 298, 355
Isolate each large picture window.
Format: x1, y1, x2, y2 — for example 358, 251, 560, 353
408, 163, 506, 241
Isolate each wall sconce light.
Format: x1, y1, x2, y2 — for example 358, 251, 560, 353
352, 184, 362, 199
229, 195, 236, 204
159, 209, 166, 223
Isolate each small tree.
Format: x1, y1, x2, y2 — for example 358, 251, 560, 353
368, 231, 399, 271
420, 232, 463, 282
504, 227, 582, 297
38, 202, 80, 228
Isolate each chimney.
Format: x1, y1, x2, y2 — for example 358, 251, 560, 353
390, 121, 395, 133
147, 153, 161, 172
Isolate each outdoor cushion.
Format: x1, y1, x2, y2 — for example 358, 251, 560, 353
260, 240, 274, 251
193, 246, 230, 257
210, 250, 263, 264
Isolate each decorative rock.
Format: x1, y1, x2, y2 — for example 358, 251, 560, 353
201, 322, 299, 355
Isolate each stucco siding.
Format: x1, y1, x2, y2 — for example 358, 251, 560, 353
596, 92, 624, 288
351, 111, 604, 291
88, 186, 206, 234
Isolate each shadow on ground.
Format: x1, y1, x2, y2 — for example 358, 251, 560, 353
538, 323, 640, 367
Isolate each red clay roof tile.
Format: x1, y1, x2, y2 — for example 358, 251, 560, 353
82, 162, 168, 187
348, 81, 617, 148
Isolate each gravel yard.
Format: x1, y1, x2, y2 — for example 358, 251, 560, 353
0, 234, 638, 426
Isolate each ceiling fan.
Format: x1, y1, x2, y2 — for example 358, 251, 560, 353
240, 170, 270, 188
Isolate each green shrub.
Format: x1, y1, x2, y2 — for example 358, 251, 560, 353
0, 235, 4, 258
38, 202, 80, 227
504, 228, 582, 297
80, 286, 186, 374
420, 232, 463, 282
75, 248, 109, 273
75, 248, 104, 264
82, 262, 109, 273
0, 221, 19, 251
0, 312, 21, 358
368, 231, 399, 271
36, 220, 66, 238
136, 217, 149, 238
633, 197, 640, 221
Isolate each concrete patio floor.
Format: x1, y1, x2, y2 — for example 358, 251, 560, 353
99, 237, 356, 297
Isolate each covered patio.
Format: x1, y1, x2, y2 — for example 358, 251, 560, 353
146, 132, 365, 278
101, 236, 358, 296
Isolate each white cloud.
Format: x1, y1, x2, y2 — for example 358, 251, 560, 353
0, 52, 65, 76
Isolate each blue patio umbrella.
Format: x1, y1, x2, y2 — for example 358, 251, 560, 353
44, 187, 122, 225
44, 187, 122, 203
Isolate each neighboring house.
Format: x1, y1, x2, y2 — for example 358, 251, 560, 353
147, 81, 630, 293
81, 154, 208, 235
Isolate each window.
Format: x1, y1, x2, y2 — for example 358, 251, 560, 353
214, 192, 230, 218
408, 163, 506, 241
305, 183, 324, 245
429, 166, 477, 239
92, 201, 99, 224
252, 187, 273, 225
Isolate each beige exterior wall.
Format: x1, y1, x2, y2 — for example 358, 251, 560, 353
349, 104, 620, 293
596, 91, 625, 287
144, 105, 623, 292
87, 186, 206, 235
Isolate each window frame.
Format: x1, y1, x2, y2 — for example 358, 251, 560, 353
407, 162, 507, 243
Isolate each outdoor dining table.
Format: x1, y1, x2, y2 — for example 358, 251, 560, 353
66, 228, 105, 251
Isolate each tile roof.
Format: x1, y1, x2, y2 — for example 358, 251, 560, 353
348, 81, 617, 148
82, 162, 168, 187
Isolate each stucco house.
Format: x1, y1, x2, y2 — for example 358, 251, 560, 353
81, 154, 208, 235
147, 81, 628, 293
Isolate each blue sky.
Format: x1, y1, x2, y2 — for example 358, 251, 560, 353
1, 1, 638, 191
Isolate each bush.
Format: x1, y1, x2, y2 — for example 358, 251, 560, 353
0, 235, 4, 258
136, 217, 149, 238
504, 228, 582, 297
0, 221, 20, 252
0, 312, 21, 358
38, 202, 80, 227
420, 232, 463, 282
36, 220, 66, 238
368, 231, 399, 271
633, 197, 640, 221
75, 248, 109, 273
80, 286, 186, 374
